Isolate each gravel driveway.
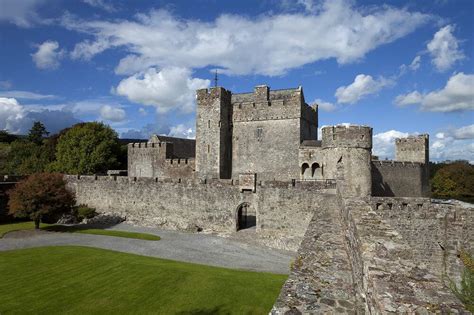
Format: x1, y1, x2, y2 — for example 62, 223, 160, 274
0, 223, 294, 274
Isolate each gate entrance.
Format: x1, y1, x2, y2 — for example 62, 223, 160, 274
236, 203, 256, 230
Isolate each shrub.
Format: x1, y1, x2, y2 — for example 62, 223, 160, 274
76, 205, 97, 221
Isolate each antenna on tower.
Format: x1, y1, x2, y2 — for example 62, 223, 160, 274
214, 69, 218, 87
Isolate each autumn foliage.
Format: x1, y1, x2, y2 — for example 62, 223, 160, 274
8, 173, 76, 229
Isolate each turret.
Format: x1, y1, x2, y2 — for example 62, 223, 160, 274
321, 125, 373, 197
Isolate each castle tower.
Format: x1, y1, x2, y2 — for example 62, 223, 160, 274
322, 125, 373, 197
395, 134, 429, 164
195, 87, 233, 179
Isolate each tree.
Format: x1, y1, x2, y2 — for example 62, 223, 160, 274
0, 130, 17, 143
8, 173, 75, 229
431, 162, 474, 202
51, 122, 121, 175
3, 140, 55, 175
28, 121, 49, 145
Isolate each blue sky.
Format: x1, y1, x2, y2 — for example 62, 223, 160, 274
0, 0, 472, 162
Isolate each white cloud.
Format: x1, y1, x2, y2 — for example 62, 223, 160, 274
394, 72, 474, 112
431, 124, 474, 163
373, 130, 409, 159
0, 97, 79, 134
409, 55, 421, 71
0, 0, 45, 27
116, 67, 210, 113
451, 124, 474, 139
138, 108, 147, 115
335, 74, 392, 104
63, 1, 430, 76
82, 0, 116, 12
32, 41, 65, 70
394, 91, 423, 106
0, 90, 56, 100
312, 98, 336, 112
0, 97, 25, 133
427, 25, 464, 72
168, 123, 195, 139
100, 105, 126, 122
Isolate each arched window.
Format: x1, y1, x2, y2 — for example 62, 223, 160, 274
311, 162, 323, 179
301, 163, 309, 175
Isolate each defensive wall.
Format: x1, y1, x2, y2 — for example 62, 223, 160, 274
271, 184, 470, 313
371, 160, 430, 197
370, 197, 474, 282
65, 175, 337, 251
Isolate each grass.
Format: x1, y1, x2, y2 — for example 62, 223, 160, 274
0, 246, 287, 314
0, 222, 160, 241
42, 225, 161, 241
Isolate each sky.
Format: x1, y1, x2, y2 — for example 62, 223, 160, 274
0, 0, 473, 162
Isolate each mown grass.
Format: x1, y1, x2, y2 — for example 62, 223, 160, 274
42, 225, 161, 241
0, 246, 287, 314
0, 222, 160, 241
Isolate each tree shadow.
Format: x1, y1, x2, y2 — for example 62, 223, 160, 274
176, 306, 227, 315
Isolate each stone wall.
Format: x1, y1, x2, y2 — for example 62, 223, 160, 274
371, 197, 474, 282
65, 175, 336, 251
371, 160, 429, 197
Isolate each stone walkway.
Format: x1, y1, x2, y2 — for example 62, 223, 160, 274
0, 223, 294, 274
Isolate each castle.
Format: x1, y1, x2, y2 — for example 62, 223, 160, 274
128, 85, 430, 198
66, 85, 472, 313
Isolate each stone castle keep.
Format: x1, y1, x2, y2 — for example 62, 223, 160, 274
66, 85, 472, 313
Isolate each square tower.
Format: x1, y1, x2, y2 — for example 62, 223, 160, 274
395, 134, 429, 164
195, 87, 233, 179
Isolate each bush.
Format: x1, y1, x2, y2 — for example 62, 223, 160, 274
76, 205, 97, 221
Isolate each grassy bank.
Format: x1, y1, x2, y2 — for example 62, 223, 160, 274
0, 222, 160, 241
0, 246, 286, 314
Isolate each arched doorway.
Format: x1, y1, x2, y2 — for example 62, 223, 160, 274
236, 203, 256, 231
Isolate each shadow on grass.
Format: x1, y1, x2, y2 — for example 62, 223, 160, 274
41, 224, 161, 241
176, 306, 225, 315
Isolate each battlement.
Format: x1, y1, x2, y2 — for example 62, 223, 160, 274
321, 125, 372, 149
231, 85, 314, 122
196, 87, 232, 103
128, 142, 169, 149
371, 160, 424, 168
395, 134, 429, 164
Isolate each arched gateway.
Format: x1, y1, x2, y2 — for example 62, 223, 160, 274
236, 203, 256, 231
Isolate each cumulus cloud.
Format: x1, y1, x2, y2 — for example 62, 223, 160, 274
0, 97, 79, 134
0, 0, 45, 27
0, 97, 25, 133
373, 130, 409, 159
63, 1, 430, 76
116, 67, 210, 113
394, 72, 474, 112
100, 105, 126, 122
335, 74, 392, 104
32, 41, 65, 70
427, 25, 464, 72
312, 98, 336, 112
431, 125, 474, 163
168, 123, 195, 139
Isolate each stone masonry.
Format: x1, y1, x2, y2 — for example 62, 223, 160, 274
65, 85, 472, 313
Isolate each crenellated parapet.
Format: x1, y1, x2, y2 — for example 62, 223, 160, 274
321, 125, 372, 149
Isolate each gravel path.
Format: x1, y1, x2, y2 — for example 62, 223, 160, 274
0, 223, 294, 274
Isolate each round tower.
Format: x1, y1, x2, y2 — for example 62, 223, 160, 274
321, 125, 373, 197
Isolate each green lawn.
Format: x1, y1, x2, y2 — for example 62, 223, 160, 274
0, 246, 287, 314
0, 222, 160, 241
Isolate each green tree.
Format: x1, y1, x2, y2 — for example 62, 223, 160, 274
431, 162, 474, 202
8, 173, 76, 229
3, 140, 54, 175
0, 130, 17, 143
28, 121, 49, 145
51, 122, 121, 175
